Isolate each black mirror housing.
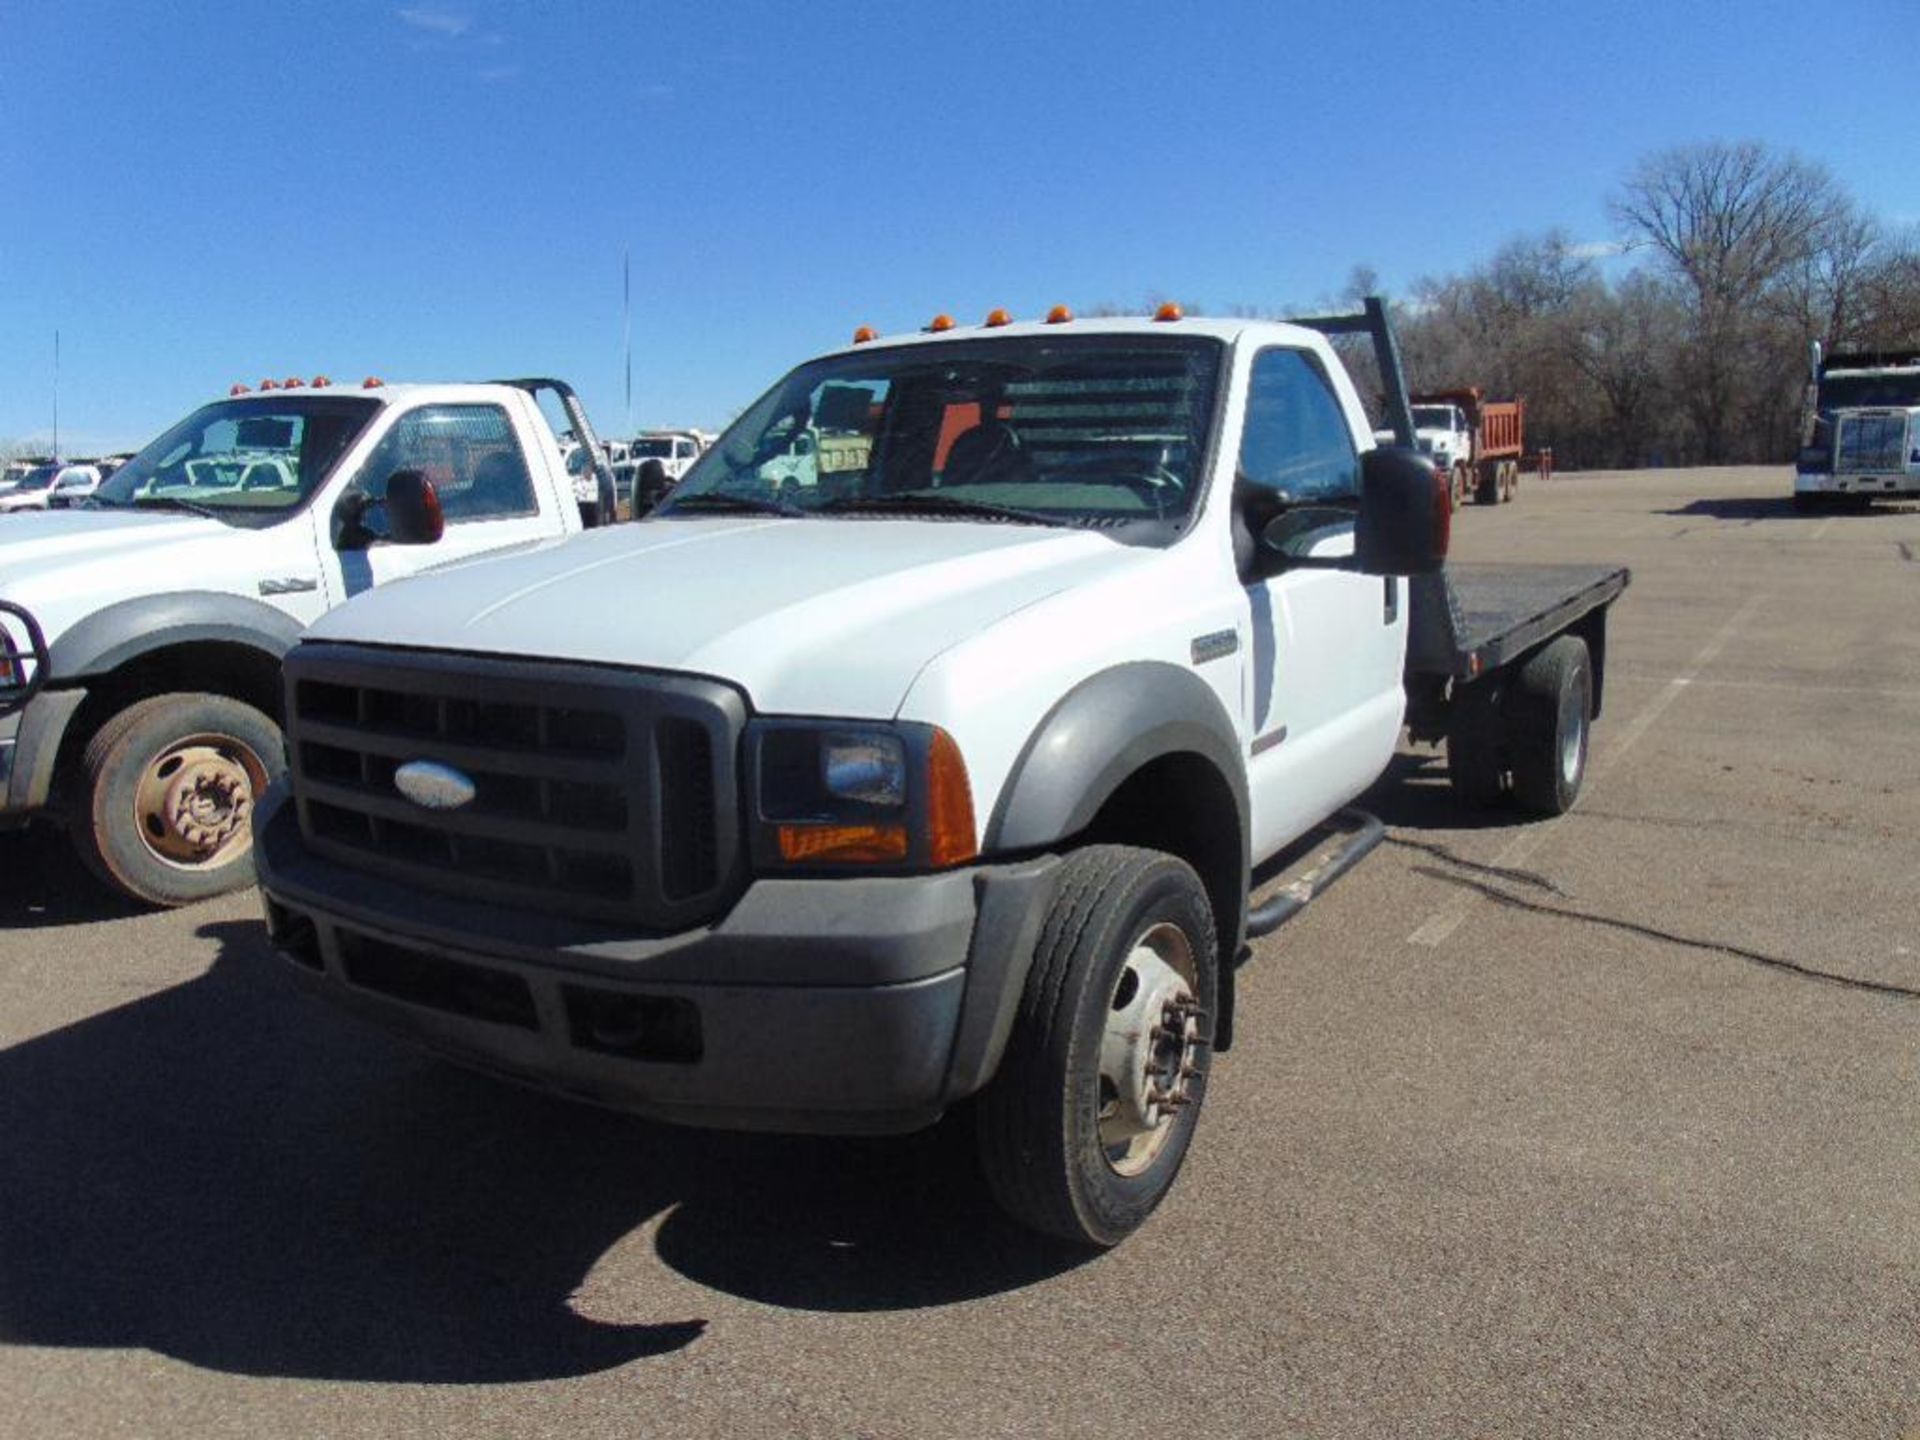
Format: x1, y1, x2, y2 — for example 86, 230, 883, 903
1355, 445, 1448, 576
384, 469, 445, 545
330, 469, 445, 551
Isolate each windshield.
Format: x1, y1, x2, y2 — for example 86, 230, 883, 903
1411, 406, 1456, 430
660, 334, 1223, 531
89, 395, 381, 521
1818, 373, 1920, 410
632, 438, 676, 458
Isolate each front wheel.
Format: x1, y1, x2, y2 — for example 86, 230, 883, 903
71, 692, 284, 907
976, 845, 1218, 1247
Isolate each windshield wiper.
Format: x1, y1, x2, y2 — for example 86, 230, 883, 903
131, 495, 224, 519
664, 492, 807, 518
816, 492, 1056, 526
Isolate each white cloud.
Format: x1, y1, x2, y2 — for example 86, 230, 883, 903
397, 6, 472, 37
1568, 239, 1628, 260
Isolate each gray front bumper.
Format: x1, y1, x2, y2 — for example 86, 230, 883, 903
254, 785, 1059, 1135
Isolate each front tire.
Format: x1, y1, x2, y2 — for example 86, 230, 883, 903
70, 692, 284, 907
976, 845, 1218, 1248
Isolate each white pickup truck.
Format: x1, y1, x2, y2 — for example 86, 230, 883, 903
0, 376, 612, 905
254, 301, 1627, 1246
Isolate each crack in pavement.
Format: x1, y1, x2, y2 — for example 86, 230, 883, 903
1409, 865, 1920, 1002
1384, 835, 1567, 896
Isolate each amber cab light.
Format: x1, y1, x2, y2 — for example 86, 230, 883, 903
363, 376, 385, 389
284, 377, 305, 389
311, 375, 331, 388
229, 383, 251, 396
852, 325, 878, 344
983, 308, 1013, 327
1046, 305, 1074, 324
927, 313, 956, 332
259, 379, 279, 390
927, 726, 977, 867
1154, 302, 1184, 322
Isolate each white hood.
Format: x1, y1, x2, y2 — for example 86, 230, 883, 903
0, 508, 250, 642
310, 516, 1148, 717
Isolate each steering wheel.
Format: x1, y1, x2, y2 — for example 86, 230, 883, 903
1060, 455, 1186, 510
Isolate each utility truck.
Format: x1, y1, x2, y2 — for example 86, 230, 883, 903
253, 300, 1627, 1247
1796, 344, 1920, 510
1379, 388, 1529, 509
0, 376, 612, 906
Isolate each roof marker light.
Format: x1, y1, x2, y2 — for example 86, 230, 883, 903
362, 376, 385, 389
852, 325, 878, 344
284, 377, 305, 389
1154, 302, 1184, 322
984, 308, 1013, 327
259, 379, 279, 390
927, 313, 956, 333
230, 383, 251, 396
1046, 305, 1074, 324
311, 375, 331, 388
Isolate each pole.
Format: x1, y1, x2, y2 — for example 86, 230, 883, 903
623, 247, 632, 435
53, 329, 60, 459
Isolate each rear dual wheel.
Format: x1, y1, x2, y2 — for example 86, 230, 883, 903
976, 845, 1217, 1248
1446, 635, 1593, 816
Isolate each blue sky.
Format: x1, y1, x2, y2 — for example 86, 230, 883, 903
2, 0, 1915, 454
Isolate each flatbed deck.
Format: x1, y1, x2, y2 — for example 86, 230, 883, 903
1407, 563, 1630, 680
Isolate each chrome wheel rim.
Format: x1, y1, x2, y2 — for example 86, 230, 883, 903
1559, 678, 1587, 787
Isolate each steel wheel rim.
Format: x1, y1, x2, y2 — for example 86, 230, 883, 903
130, 731, 269, 870
1559, 676, 1587, 786
1096, 920, 1204, 1177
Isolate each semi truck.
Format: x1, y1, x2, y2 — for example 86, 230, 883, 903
1796, 344, 1920, 510
253, 299, 1627, 1247
0, 376, 612, 906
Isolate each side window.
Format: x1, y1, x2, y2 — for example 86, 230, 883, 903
356, 404, 537, 523
1237, 349, 1360, 502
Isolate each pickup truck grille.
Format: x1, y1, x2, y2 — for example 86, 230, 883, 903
283, 644, 745, 929
1834, 412, 1909, 472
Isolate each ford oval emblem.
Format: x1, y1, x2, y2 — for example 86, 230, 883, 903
394, 760, 477, 811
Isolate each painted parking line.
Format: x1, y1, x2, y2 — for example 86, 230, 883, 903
1405, 593, 1768, 948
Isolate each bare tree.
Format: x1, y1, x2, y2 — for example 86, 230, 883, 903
1611, 141, 1849, 460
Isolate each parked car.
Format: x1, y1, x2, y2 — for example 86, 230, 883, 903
0, 463, 100, 513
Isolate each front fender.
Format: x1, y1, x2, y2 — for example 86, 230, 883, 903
47, 592, 302, 680
985, 661, 1248, 854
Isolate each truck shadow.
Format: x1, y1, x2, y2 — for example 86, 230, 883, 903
0, 920, 1080, 1383
0, 830, 141, 929
1657, 496, 1920, 521
1359, 750, 1518, 833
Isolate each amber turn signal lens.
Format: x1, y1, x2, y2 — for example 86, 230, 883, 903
1154, 302, 1183, 322
1046, 305, 1073, 324
777, 824, 910, 864
927, 726, 977, 868
928, 313, 956, 332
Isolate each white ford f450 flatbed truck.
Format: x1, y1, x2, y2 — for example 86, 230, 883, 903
253, 300, 1627, 1246
0, 376, 615, 906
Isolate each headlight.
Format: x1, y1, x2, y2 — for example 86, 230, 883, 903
749, 720, 975, 870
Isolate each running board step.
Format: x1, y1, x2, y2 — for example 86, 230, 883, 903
1244, 808, 1385, 940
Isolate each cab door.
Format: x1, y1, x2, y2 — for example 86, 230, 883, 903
320, 397, 563, 602
1237, 346, 1408, 859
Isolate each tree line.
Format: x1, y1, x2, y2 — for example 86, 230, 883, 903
1354, 141, 1920, 470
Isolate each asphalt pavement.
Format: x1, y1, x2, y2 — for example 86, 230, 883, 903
1, 466, 1915, 1438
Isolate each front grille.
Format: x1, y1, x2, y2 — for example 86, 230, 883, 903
285, 644, 745, 929
1834, 412, 1908, 472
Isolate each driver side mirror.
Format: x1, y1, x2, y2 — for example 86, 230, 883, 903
1353, 445, 1448, 576
330, 469, 447, 551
